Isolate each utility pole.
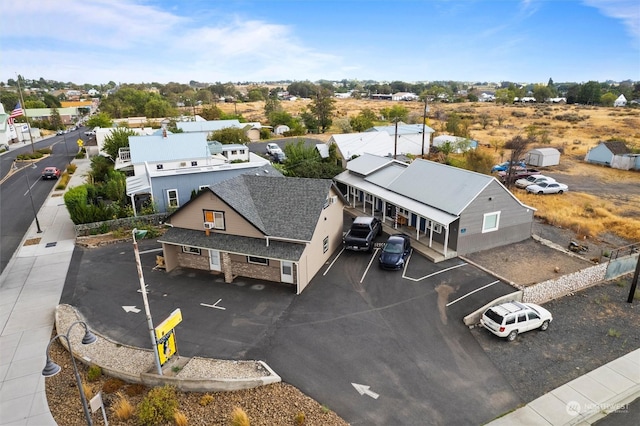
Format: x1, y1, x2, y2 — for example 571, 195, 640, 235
16, 74, 36, 153
421, 96, 430, 158
394, 119, 398, 159
627, 248, 639, 303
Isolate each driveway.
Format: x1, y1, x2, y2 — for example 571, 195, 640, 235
62, 236, 520, 425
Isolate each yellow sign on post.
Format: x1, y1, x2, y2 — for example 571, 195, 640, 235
154, 308, 182, 366
77, 139, 83, 147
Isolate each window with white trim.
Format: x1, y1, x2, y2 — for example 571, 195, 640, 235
482, 211, 501, 233
191, 161, 198, 166
203, 210, 225, 230
167, 189, 179, 208
323, 236, 329, 253
247, 256, 269, 265
182, 246, 201, 255
198, 185, 209, 191
156, 164, 164, 170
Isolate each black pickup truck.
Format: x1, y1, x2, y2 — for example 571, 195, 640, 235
343, 217, 382, 252
498, 168, 541, 184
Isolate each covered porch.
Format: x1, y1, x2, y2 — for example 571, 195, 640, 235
339, 177, 459, 262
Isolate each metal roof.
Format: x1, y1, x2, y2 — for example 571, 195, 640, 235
365, 123, 434, 135
177, 119, 242, 132
345, 152, 398, 175
128, 132, 210, 163
335, 170, 458, 225
386, 159, 493, 215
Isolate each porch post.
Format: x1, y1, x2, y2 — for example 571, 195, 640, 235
443, 225, 449, 257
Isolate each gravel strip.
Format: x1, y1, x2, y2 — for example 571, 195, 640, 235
177, 357, 269, 379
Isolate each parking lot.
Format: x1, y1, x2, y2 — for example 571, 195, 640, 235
63, 233, 522, 425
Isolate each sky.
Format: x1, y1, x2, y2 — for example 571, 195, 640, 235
1, 0, 638, 86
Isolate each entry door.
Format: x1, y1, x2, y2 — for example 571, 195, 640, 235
280, 261, 294, 284
209, 250, 221, 271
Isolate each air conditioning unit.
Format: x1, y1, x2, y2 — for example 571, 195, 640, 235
204, 222, 215, 229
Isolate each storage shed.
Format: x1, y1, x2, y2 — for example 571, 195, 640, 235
525, 148, 560, 167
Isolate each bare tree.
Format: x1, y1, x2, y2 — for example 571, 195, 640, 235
503, 135, 533, 186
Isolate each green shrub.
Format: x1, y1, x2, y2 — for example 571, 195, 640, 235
87, 365, 102, 382
136, 385, 178, 426
55, 173, 71, 190
66, 163, 77, 174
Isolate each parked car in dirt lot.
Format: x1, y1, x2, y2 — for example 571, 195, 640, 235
515, 174, 556, 189
41, 167, 61, 180
480, 301, 552, 342
491, 160, 526, 173
526, 181, 568, 194
379, 234, 411, 270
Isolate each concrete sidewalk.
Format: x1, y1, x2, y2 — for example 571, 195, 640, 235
0, 159, 90, 426
0, 156, 638, 425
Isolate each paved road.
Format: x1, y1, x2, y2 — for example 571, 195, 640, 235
0, 130, 84, 273
62, 231, 519, 425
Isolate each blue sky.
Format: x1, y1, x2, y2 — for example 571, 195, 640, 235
1, 0, 638, 85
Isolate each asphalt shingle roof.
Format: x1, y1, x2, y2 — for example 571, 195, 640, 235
603, 141, 631, 155
158, 227, 305, 261
211, 175, 333, 241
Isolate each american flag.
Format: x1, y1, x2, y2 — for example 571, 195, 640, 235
8, 102, 23, 125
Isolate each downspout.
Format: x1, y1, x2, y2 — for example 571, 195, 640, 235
265, 236, 269, 247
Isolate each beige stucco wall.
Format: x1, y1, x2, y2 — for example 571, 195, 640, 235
169, 191, 263, 238
297, 188, 345, 293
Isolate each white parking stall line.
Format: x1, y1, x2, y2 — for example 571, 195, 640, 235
323, 247, 345, 275
445, 280, 500, 307
403, 262, 468, 282
360, 249, 379, 283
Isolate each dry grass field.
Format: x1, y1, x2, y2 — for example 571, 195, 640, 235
218, 99, 640, 243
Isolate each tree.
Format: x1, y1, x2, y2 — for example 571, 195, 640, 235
264, 97, 282, 118
579, 81, 601, 105
380, 105, 408, 122
503, 135, 531, 186
144, 98, 175, 118
200, 105, 224, 120
87, 112, 113, 129
208, 127, 249, 144
43, 93, 61, 108
102, 127, 138, 159
446, 113, 462, 135
309, 88, 336, 133
479, 113, 491, 129
532, 85, 552, 103
350, 111, 375, 132
464, 149, 494, 174
283, 139, 343, 178
600, 92, 617, 107
50, 108, 63, 130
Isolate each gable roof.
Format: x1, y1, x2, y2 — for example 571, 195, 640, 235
346, 152, 404, 175
128, 132, 210, 163
196, 175, 334, 241
177, 119, 242, 133
386, 159, 494, 215
331, 131, 429, 160
602, 141, 631, 155
366, 123, 434, 135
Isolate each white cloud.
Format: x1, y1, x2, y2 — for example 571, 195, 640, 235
583, 0, 640, 42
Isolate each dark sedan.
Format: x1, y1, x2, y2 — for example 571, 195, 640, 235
379, 234, 411, 270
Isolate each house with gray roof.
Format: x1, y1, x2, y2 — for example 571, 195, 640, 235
158, 174, 346, 294
117, 130, 277, 214
177, 118, 265, 141
585, 141, 639, 170
334, 154, 535, 259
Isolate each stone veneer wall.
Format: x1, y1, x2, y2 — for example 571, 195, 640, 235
176, 251, 209, 270
522, 263, 607, 305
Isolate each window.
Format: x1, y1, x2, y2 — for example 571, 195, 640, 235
517, 313, 527, 323
156, 164, 164, 170
247, 256, 269, 265
239, 149, 246, 155
182, 246, 201, 255
323, 236, 329, 253
482, 211, 501, 233
198, 185, 209, 191
203, 210, 225, 230
505, 316, 515, 325
528, 312, 540, 320
191, 161, 198, 166
231, 150, 238, 155
167, 189, 179, 208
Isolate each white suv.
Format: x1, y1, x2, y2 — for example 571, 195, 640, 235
480, 301, 552, 341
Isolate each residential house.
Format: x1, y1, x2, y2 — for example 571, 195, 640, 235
329, 125, 434, 168
334, 154, 535, 260
177, 118, 265, 141
614, 94, 627, 107
117, 130, 277, 214
585, 141, 639, 170
157, 174, 346, 294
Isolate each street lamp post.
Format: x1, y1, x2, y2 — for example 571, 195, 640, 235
42, 321, 98, 426
421, 96, 430, 158
63, 132, 71, 164
25, 164, 42, 233
132, 228, 163, 375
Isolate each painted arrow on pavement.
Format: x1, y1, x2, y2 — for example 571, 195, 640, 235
122, 306, 141, 313
351, 383, 379, 399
